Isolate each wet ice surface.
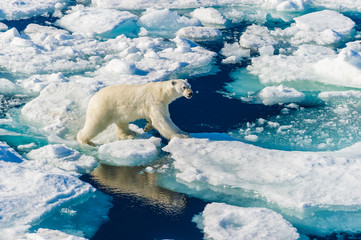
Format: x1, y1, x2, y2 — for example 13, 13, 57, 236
2, 1, 361, 239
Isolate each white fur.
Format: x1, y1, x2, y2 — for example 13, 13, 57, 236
77, 79, 193, 145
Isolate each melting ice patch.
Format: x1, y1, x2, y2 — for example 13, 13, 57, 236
162, 135, 361, 234
193, 203, 299, 240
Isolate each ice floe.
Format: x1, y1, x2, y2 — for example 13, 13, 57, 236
57, 8, 138, 38
274, 10, 356, 45
190, 7, 226, 26
258, 85, 305, 105
163, 134, 361, 233
0, 0, 68, 20
98, 137, 161, 166
177, 26, 222, 41
193, 203, 299, 240
240, 24, 277, 52
25, 228, 87, 240
0, 142, 111, 239
26, 144, 97, 176
138, 8, 201, 38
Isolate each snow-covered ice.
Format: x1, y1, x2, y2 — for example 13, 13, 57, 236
276, 10, 356, 45
193, 203, 299, 240
0, 0, 68, 20
98, 137, 161, 166
190, 7, 226, 26
177, 27, 222, 41
138, 8, 201, 38
239, 24, 277, 51
26, 144, 98, 176
57, 8, 138, 38
163, 134, 361, 233
0, 142, 111, 239
258, 85, 305, 105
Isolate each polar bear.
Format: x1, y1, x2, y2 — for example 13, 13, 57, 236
77, 79, 193, 145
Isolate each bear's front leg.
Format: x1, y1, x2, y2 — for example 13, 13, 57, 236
149, 109, 188, 140
116, 122, 136, 139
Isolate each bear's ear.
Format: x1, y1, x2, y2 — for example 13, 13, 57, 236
171, 80, 177, 86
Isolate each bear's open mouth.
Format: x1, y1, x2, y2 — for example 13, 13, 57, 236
186, 92, 193, 99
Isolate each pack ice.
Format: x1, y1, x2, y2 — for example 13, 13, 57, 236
1, 0, 361, 239
0, 142, 111, 239
163, 134, 361, 234
193, 203, 299, 240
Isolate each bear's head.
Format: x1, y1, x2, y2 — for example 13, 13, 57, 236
171, 79, 193, 99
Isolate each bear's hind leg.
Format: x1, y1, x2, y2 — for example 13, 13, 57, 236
144, 118, 154, 132
77, 120, 109, 146
116, 123, 136, 140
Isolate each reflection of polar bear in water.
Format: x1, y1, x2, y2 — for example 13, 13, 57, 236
77, 79, 193, 146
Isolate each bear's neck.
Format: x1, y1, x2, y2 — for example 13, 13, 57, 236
159, 86, 180, 105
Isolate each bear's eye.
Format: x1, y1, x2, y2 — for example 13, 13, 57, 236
183, 86, 187, 90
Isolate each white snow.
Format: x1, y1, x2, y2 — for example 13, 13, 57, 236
191, 7, 226, 26
240, 24, 277, 51
318, 90, 361, 101
220, 42, 250, 64
25, 228, 87, 240
0, 78, 21, 95
0, 25, 102, 74
193, 203, 299, 240
314, 41, 361, 88
137, 8, 201, 38
100, 59, 136, 75
0, 23, 8, 31
20, 73, 69, 93
288, 10, 356, 45
26, 144, 98, 176
295, 10, 354, 35
98, 137, 161, 166
247, 44, 336, 84
0, 0, 69, 20
57, 8, 138, 38
258, 85, 305, 105
163, 135, 361, 233
90, 0, 308, 12
270, 10, 355, 46
0, 141, 110, 238
21, 81, 100, 139
177, 27, 222, 41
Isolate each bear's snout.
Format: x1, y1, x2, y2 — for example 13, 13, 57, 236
185, 89, 193, 99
